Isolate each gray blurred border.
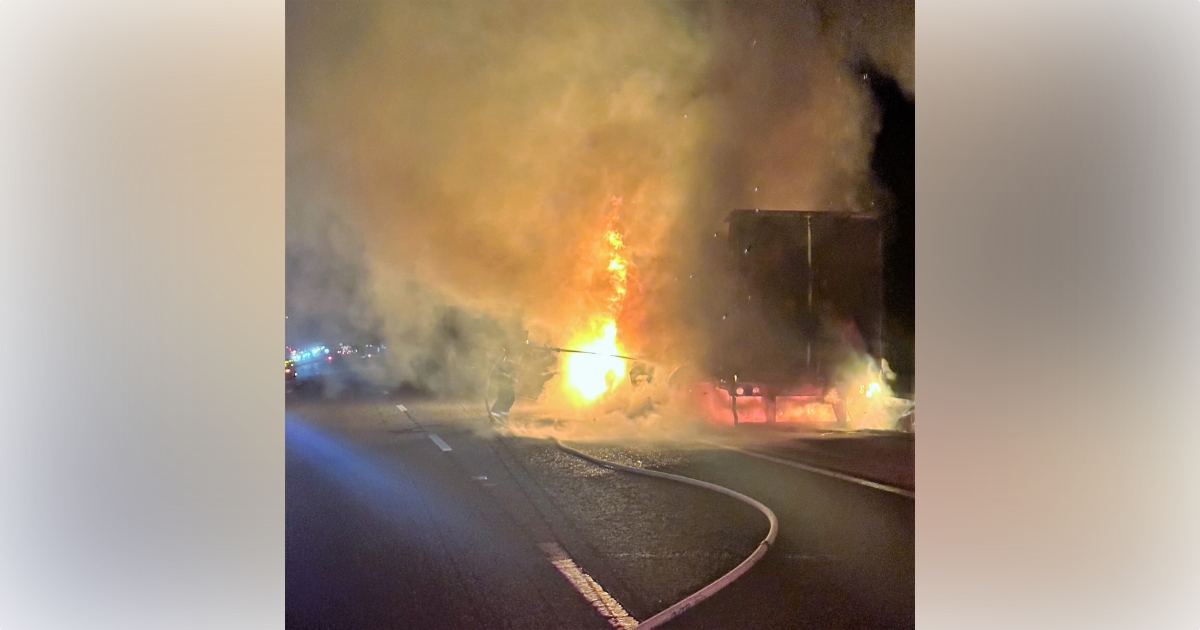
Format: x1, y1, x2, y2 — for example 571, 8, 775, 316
3, 1, 1200, 628
918, 1, 1200, 628
1, 2, 283, 628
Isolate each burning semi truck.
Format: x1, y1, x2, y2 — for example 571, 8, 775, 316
487, 206, 912, 433
699, 209, 912, 430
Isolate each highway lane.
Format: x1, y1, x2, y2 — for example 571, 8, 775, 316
286, 395, 912, 629
286, 400, 619, 630
568, 441, 914, 629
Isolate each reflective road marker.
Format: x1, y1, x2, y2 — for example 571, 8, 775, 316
427, 433, 452, 452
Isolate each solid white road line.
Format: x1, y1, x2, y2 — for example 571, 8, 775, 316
705, 440, 914, 499
556, 440, 778, 630
428, 433, 452, 452
538, 542, 639, 630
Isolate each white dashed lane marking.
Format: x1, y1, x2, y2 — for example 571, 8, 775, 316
427, 433, 452, 452
539, 542, 638, 629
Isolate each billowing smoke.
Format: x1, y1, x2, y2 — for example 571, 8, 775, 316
662, 1, 912, 376
286, 0, 913, 399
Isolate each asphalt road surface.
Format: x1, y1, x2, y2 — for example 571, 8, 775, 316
286, 393, 913, 629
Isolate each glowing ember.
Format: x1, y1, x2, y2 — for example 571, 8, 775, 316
605, 230, 625, 250
839, 358, 912, 430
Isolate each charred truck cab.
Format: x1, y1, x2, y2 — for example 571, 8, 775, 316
714, 209, 884, 425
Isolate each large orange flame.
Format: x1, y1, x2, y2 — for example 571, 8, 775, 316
561, 199, 630, 404
562, 319, 625, 403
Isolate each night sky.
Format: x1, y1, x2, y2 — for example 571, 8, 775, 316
866, 67, 915, 395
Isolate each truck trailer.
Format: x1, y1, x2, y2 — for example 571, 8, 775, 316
711, 209, 887, 425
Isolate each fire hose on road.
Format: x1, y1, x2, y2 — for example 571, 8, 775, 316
554, 439, 778, 630
533, 345, 644, 362
483, 351, 781, 626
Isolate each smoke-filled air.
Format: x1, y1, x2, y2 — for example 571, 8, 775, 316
286, 0, 914, 437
